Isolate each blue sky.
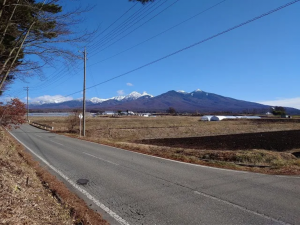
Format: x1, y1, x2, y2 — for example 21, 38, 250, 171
2, 0, 300, 108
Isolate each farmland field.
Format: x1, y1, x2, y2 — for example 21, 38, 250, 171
30, 115, 300, 174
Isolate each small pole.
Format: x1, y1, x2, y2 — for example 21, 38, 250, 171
80, 118, 82, 137
83, 47, 87, 137
79, 113, 83, 137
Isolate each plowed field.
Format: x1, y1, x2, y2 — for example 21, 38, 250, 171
139, 129, 300, 152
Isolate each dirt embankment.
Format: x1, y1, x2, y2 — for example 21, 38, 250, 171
0, 127, 108, 225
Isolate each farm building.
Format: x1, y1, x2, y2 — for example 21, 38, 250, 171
103, 111, 116, 115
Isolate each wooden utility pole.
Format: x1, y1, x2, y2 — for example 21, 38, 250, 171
82, 47, 87, 136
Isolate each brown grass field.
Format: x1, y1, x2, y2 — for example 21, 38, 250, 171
31, 115, 300, 175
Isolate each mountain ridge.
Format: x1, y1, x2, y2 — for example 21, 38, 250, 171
29, 90, 300, 115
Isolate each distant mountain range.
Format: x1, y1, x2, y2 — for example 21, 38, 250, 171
29, 90, 300, 115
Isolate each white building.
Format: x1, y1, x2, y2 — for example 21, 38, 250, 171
103, 111, 116, 115
201, 115, 261, 121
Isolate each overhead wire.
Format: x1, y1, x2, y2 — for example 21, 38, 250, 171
4, 3, 141, 96
2, 0, 169, 99
89, 0, 227, 67
4, 0, 299, 102
89, 0, 177, 56
58, 0, 299, 99
88, 1, 156, 50
7, 2, 155, 95
87, 2, 139, 47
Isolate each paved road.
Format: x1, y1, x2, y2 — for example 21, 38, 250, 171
10, 124, 300, 225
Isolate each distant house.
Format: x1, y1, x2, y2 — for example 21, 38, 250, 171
138, 113, 152, 117
120, 111, 135, 116
128, 111, 135, 115
103, 111, 116, 115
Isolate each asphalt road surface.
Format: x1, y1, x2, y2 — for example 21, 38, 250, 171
10, 124, 300, 225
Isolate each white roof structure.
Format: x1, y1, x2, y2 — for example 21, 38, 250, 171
210, 116, 237, 121
236, 116, 261, 119
201, 115, 214, 121
202, 115, 261, 121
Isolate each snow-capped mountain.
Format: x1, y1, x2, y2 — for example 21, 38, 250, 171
90, 97, 109, 104
91, 91, 154, 102
30, 95, 73, 105
28, 89, 300, 115
30, 91, 153, 106
111, 95, 126, 101
123, 91, 153, 100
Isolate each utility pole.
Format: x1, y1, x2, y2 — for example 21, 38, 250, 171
24, 86, 29, 121
82, 47, 87, 137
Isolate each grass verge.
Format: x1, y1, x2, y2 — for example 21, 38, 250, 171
62, 133, 300, 175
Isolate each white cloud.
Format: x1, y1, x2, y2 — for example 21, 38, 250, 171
0, 96, 14, 103
126, 83, 133, 86
258, 97, 300, 109
117, 90, 125, 96
30, 95, 73, 104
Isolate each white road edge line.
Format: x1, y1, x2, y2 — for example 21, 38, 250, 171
50, 140, 64, 146
83, 152, 119, 166
8, 131, 129, 225
193, 191, 291, 225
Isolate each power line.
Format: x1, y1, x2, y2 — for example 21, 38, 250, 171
3, 2, 159, 96
87, 2, 139, 47
89, 0, 227, 67
5, 0, 299, 103
61, 0, 299, 99
89, 1, 156, 50
30, 67, 79, 92
30, 67, 69, 90
90, 0, 178, 56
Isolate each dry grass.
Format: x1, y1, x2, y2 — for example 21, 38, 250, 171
33, 116, 300, 141
0, 127, 72, 224
0, 127, 108, 225
31, 116, 300, 175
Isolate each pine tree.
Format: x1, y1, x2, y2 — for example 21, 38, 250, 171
0, 0, 91, 92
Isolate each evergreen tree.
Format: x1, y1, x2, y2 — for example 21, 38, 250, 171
0, 0, 91, 92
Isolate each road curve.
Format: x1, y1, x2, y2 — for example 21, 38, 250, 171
10, 124, 300, 225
